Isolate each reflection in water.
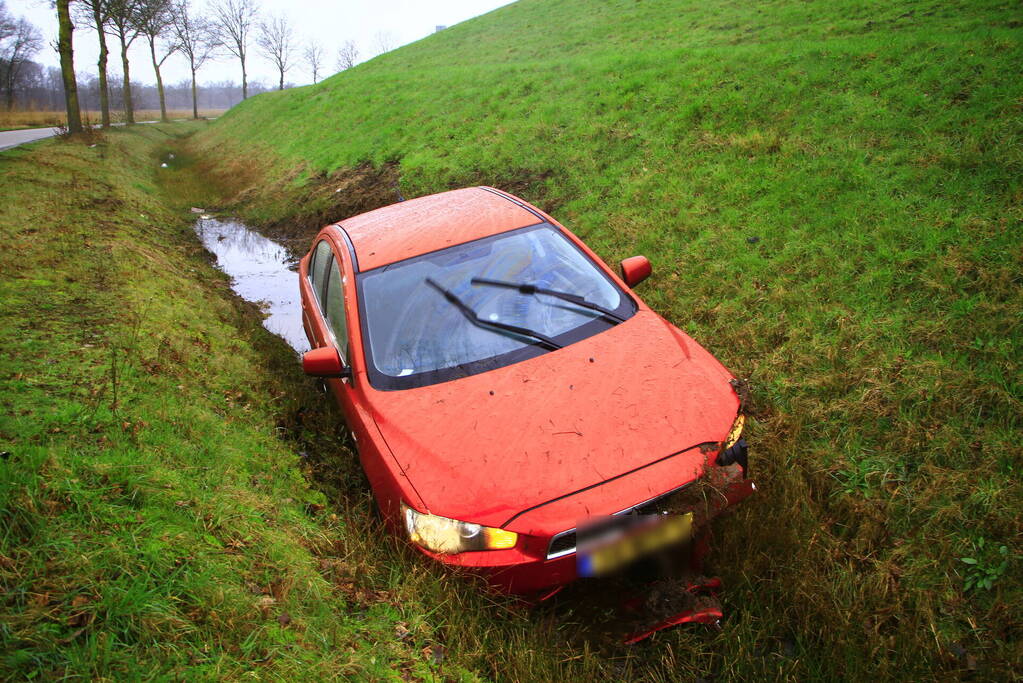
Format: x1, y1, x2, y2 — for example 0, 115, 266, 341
194, 217, 310, 353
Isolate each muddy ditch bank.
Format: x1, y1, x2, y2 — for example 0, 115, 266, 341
204, 158, 402, 256
176, 136, 564, 260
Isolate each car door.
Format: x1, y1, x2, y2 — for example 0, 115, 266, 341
304, 238, 358, 416
301, 232, 421, 524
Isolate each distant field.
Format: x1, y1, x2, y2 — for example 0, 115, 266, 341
0, 109, 226, 131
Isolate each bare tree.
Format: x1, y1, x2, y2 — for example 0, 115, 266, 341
373, 30, 393, 56
256, 14, 292, 91
172, 0, 216, 119
134, 0, 177, 122
211, 0, 257, 99
74, 0, 113, 127
55, 0, 82, 133
106, 0, 142, 123
335, 39, 357, 71
1, 17, 43, 109
303, 42, 323, 84
0, 2, 15, 45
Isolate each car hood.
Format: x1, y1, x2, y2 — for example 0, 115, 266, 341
364, 311, 739, 530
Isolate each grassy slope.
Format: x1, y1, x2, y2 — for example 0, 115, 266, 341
0, 127, 489, 680
192, 0, 1023, 678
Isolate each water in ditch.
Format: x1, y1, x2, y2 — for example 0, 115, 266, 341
194, 216, 310, 353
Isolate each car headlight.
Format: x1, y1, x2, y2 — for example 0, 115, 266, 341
402, 504, 518, 554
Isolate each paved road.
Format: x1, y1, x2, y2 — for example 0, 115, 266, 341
0, 126, 62, 151
0, 119, 198, 152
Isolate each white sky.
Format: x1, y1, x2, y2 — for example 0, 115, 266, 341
11, 0, 515, 86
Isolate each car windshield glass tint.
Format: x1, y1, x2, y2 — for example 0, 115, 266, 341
358, 224, 634, 388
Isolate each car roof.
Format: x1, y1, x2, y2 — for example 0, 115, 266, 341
337, 187, 543, 271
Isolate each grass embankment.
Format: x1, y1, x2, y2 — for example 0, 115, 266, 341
0, 109, 226, 131
0, 126, 504, 679
190, 0, 1023, 678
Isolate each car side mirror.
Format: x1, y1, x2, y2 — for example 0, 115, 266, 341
302, 346, 352, 379
620, 256, 652, 287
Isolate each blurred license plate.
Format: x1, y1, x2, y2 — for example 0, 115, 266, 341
577, 512, 693, 577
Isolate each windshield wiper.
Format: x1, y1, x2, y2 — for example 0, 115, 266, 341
425, 278, 563, 350
470, 277, 627, 323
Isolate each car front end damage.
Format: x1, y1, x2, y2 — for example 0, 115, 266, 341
402, 407, 756, 643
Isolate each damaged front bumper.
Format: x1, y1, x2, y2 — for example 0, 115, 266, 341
457, 462, 756, 599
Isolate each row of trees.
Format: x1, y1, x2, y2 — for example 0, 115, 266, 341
0, 2, 45, 110
11, 59, 277, 113
38, 0, 372, 134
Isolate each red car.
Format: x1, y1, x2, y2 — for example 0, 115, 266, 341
299, 187, 753, 596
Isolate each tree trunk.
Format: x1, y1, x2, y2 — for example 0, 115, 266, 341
149, 39, 167, 123
120, 37, 134, 124
93, 5, 110, 128
56, 0, 82, 134
5, 66, 15, 109
241, 56, 247, 99
190, 67, 198, 119
278, 69, 283, 91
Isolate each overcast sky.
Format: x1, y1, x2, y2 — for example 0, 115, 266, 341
12, 0, 515, 86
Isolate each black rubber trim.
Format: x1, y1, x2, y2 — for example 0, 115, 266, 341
500, 441, 718, 528
478, 186, 546, 222
336, 224, 360, 273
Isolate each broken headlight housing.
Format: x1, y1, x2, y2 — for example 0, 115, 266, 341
716, 414, 749, 474
402, 503, 518, 554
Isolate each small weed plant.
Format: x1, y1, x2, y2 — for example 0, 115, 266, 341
960, 538, 1011, 593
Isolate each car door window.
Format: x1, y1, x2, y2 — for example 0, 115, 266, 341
309, 241, 320, 280
323, 257, 349, 356
309, 240, 333, 300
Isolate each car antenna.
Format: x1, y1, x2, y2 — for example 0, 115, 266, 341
394, 181, 405, 202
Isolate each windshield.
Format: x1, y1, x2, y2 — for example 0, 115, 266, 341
357, 224, 636, 389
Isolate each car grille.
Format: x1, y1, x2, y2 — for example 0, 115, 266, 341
544, 483, 692, 559
547, 530, 577, 558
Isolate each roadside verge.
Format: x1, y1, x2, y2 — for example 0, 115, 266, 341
0, 126, 470, 679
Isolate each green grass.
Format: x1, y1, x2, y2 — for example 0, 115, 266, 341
186, 0, 1023, 678
0, 123, 706, 683
0, 126, 491, 680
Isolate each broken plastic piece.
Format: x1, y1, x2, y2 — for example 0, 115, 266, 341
623, 604, 724, 644
619, 573, 725, 644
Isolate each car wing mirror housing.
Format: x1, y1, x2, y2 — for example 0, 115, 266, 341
302, 346, 352, 379
620, 255, 652, 287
